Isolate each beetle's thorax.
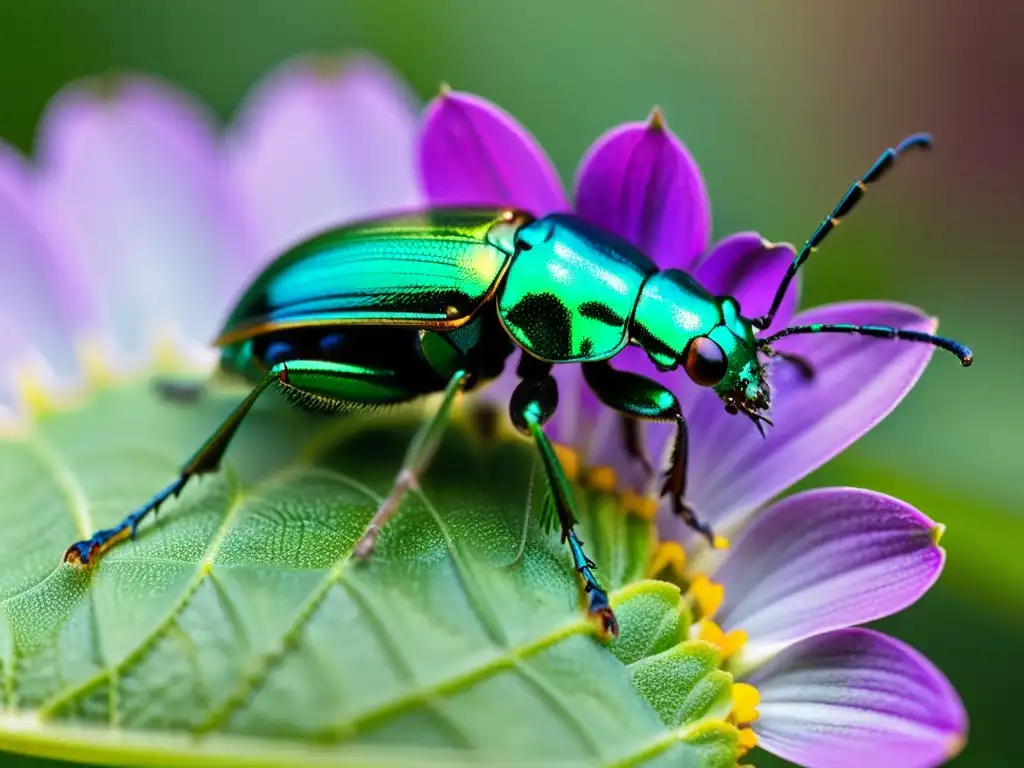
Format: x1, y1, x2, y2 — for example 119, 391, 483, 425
496, 214, 657, 363
630, 271, 768, 413
630, 269, 722, 367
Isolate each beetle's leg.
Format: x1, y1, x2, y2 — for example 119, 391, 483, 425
510, 359, 618, 638
620, 415, 655, 478
351, 368, 471, 560
582, 361, 717, 546
63, 363, 295, 566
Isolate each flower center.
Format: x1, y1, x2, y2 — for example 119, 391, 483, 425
568, 458, 764, 759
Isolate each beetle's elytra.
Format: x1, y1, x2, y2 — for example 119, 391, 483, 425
64, 134, 972, 639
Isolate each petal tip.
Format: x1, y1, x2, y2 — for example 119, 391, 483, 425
647, 105, 666, 131
946, 732, 967, 760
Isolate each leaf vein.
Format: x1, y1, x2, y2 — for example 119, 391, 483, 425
513, 659, 604, 758
23, 434, 93, 539
414, 488, 508, 648
37, 475, 245, 718
314, 611, 596, 741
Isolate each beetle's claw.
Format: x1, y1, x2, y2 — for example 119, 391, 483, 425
661, 488, 717, 547
64, 540, 96, 566
587, 588, 619, 639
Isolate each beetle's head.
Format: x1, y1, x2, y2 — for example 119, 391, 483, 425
631, 271, 772, 432
688, 300, 772, 433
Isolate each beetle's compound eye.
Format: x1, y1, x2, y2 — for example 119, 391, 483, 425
683, 336, 728, 386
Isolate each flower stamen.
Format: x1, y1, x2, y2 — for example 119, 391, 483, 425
646, 541, 687, 579
13, 370, 59, 420
737, 727, 759, 757
730, 682, 760, 725
621, 490, 659, 520
687, 575, 724, 619
693, 619, 747, 659
583, 464, 618, 493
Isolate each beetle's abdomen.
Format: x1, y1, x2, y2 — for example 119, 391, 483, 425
216, 209, 530, 346
220, 325, 449, 407
497, 215, 657, 362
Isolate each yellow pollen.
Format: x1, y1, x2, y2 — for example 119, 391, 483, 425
585, 465, 618, 492
696, 619, 747, 658
646, 541, 687, 579
12, 370, 56, 420
553, 443, 580, 482
688, 575, 724, 619
621, 490, 659, 520
731, 683, 760, 725
76, 337, 115, 385
737, 727, 759, 756
151, 326, 186, 372
931, 522, 946, 545
712, 534, 730, 550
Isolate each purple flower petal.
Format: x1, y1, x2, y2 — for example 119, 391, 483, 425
714, 488, 944, 666
682, 302, 937, 534
229, 55, 421, 263
419, 90, 567, 214
694, 233, 799, 328
0, 143, 92, 378
38, 76, 250, 361
747, 629, 967, 768
574, 112, 711, 271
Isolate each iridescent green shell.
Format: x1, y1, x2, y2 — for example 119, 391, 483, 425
497, 215, 657, 363
215, 209, 531, 346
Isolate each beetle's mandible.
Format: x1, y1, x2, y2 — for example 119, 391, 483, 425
64, 133, 973, 639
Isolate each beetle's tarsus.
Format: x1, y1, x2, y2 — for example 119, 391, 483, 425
62, 475, 191, 566
663, 487, 716, 546
586, 584, 619, 639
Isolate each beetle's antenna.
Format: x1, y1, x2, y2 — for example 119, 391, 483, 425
752, 133, 933, 331
759, 324, 973, 366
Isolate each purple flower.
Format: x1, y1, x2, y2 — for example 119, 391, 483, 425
0, 54, 421, 415
418, 89, 967, 767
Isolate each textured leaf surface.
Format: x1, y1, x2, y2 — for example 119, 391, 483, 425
0, 376, 737, 766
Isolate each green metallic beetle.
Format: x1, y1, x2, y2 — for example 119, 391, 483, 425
64, 134, 972, 638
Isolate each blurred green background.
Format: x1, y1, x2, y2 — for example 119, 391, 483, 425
0, 1, 1018, 766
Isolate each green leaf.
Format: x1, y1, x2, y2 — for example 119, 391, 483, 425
0, 375, 738, 766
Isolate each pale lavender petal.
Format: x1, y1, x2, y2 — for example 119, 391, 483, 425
715, 488, 944, 666
684, 302, 937, 534
574, 114, 711, 271
694, 233, 800, 328
0, 313, 60, 409
747, 629, 967, 768
419, 90, 567, 214
0, 143, 92, 378
230, 54, 421, 263
38, 76, 250, 361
